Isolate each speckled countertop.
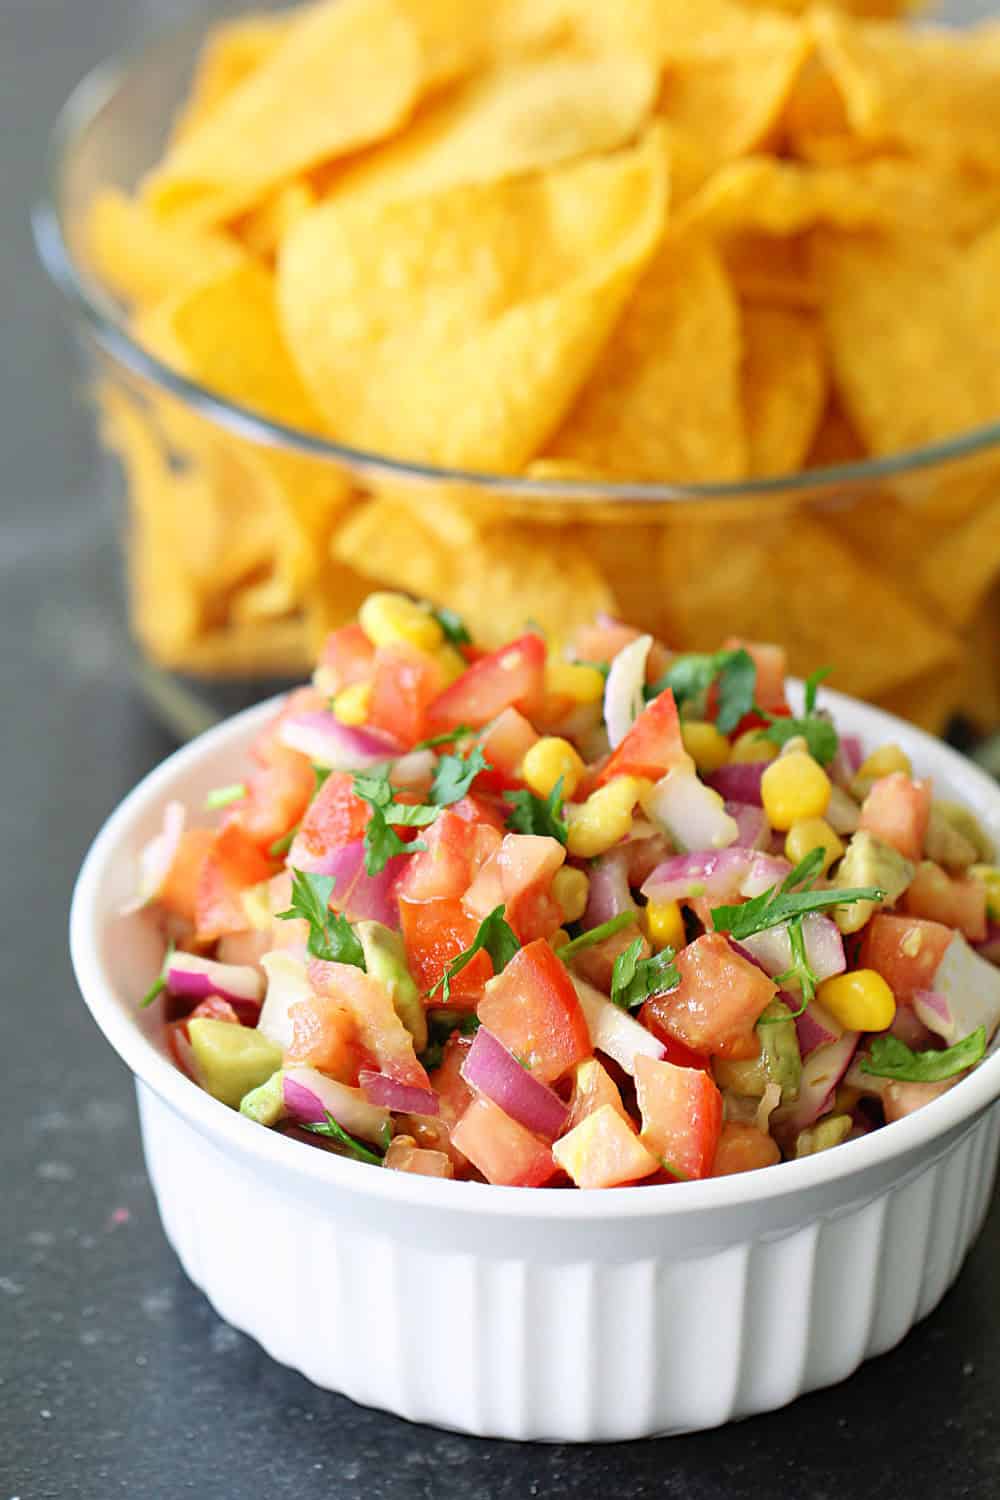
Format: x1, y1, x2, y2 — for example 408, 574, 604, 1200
5, 1, 1000, 1494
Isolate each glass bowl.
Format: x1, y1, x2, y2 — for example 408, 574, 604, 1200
34, 1, 1000, 746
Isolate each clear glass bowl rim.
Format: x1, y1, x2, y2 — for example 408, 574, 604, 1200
31, 7, 1000, 508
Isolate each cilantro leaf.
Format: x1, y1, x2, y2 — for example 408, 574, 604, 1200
428, 905, 520, 1003
504, 777, 568, 845
772, 920, 816, 1013
757, 668, 838, 765
412, 725, 477, 751
420, 1010, 481, 1071
711, 877, 883, 942
429, 745, 491, 806
610, 938, 680, 1010
556, 911, 636, 960
204, 782, 247, 811
860, 1026, 986, 1083
362, 805, 428, 875
428, 604, 471, 646
302, 1110, 385, 1165
647, 648, 757, 734
276, 869, 366, 968
140, 941, 175, 1009
352, 767, 435, 874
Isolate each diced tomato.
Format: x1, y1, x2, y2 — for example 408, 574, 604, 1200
594, 689, 685, 788
308, 959, 429, 1088
317, 623, 375, 693
883, 1077, 958, 1123
446, 794, 507, 832
634, 1054, 723, 1181
285, 991, 365, 1083
572, 921, 647, 994
426, 634, 546, 732
569, 620, 669, 683
478, 939, 591, 1084
451, 1096, 557, 1186
553, 1104, 658, 1188
859, 773, 931, 863
566, 1057, 631, 1131
721, 638, 787, 711
288, 770, 370, 869
712, 1121, 781, 1176
399, 896, 493, 1008
189, 996, 243, 1025
476, 707, 539, 790
366, 644, 444, 747
858, 912, 954, 1000
463, 833, 565, 943
195, 825, 276, 943
727, 704, 792, 741
638, 1003, 713, 1072
225, 748, 315, 852
430, 1034, 475, 1129
400, 809, 502, 902
158, 828, 214, 927
643, 932, 777, 1056
384, 1138, 454, 1177
251, 686, 325, 766
216, 928, 272, 969
901, 862, 987, 942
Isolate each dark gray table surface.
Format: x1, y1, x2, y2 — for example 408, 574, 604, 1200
5, 1, 1000, 1495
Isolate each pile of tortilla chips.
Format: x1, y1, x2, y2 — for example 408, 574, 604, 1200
83, 0, 1000, 730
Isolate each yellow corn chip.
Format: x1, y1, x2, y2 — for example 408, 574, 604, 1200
331, 53, 657, 205
547, 233, 746, 482
168, 14, 293, 144
85, 188, 244, 308
804, 398, 867, 467
723, 232, 820, 310
234, 179, 318, 259
278, 130, 666, 471
742, 305, 827, 477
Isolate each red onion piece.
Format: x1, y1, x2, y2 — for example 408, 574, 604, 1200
460, 1027, 568, 1140
277, 710, 400, 770
641, 847, 755, 906
889, 1003, 939, 1050
725, 801, 769, 851
603, 634, 653, 749
359, 1069, 440, 1116
739, 915, 844, 987
166, 953, 265, 1015
123, 799, 186, 913
283, 837, 403, 928
830, 734, 864, 787
584, 851, 637, 927
772, 1030, 859, 1134
739, 853, 791, 897
706, 762, 766, 807
644, 770, 738, 853
912, 987, 955, 1043
282, 1065, 390, 1143
795, 999, 843, 1059
571, 977, 666, 1076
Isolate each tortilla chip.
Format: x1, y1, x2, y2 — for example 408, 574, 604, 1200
546, 233, 746, 481
168, 14, 293, 144
804, 398, 867, 468
741, 305, 827, 477
234, 179, 318, 259
85, 188, 244, 308
278, 130, 666, 471
723, 232, 820, 309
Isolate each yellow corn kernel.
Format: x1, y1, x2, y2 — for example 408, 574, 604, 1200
332, 681, 372, 727
681, 721, 730, 776
565, 776, 648, 859
241, 881, 274, 933
856, 743, 912, 782
435, 643, 467, 685
359, 591, 443, 652
645, 898, 685, 952
785, 817, 844, 875
761, 752, 831, 831
521, 736, 584, 800
546, 659, 607, 705
816, 970, 896, 1033
553, 867, 589, 924
971, 865, 1000, 921
730, 730, 778, 764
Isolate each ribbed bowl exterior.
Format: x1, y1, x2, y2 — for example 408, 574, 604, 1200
137, 1083, 1000, 1441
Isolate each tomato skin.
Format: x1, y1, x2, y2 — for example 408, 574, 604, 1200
195, 826, 276, 943
858, 912, 953, 1000
594, 689, 685, 787
634, 1054, 723, 1181
426, 634, 546, 732
451, 1096, 557, 1186
446, 794, 507, 833
317, 623, 375, 692
308, 959, 429, 1087
367, 644, 443, 748
400, 810, 502, 902
431, 1034, 475, 1129
463, 833, 565, 944
643, 932, 777, 1056
859, 773, 931, 864
476, 707, 539, 791
159, 829, 215, 928
477, 939, 591, 1084
901, 862, 987, 942
225, 748, 315, 851
638, 1004, 713, 1072
285, 992, 366, 1084
288, 770, 370, 869
399, 896, 493, 1008
712, 1121, 781, 1176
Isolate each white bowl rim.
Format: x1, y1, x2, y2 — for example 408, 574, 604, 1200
70, 684, 1000, 1222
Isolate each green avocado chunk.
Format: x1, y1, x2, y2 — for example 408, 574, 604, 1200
833, 830, 914, 934
239, 1069, 287, 1126
187, 1019, 283, 1109
794, 1113, 852, 1158
757, 999, 802, 1103
356, 920, 427, 1052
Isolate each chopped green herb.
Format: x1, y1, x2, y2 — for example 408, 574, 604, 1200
420, 1010, 481, 1070
352, 767, 436, 875
302, 1110, 385, 1165
647, 648, 757, 734
276, 869, 366, 969
428, 905, 520, 1003
557, 911, 636, 960
204, 782, 247, 811
429, 604, 471, 646
504, 776, 568, 845
711, 862, 881, 942
140, 941, 175, 1009
412, 725, 477, 751
771, 919, 816, 1014
756, 668, 838, 766
610, 937, 680, 1010
860, 1026, 986, 1083
429, 745, 491, 806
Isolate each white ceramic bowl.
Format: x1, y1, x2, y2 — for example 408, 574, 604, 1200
70, 687, 1000, 1441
